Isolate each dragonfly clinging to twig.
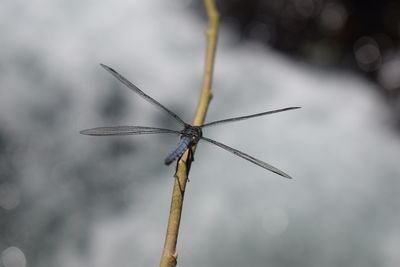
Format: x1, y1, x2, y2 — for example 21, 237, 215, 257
80, 64, 300, 179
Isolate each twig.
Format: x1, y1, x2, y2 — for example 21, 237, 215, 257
159, 1, 219, 266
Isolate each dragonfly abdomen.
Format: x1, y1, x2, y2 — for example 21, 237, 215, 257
164, 136, 191, 165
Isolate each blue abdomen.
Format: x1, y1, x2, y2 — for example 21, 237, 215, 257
164, 137, 191, 165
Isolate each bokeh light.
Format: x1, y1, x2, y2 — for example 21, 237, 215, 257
1, 247, 26, 267
378, 58, 400, 90
319, 2, 347, 33
354, 36, 381, 72
0, 183, 20, 210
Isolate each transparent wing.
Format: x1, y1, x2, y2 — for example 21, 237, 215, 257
80, 126, 181, 136
100, 64, 188, 126
201, 107, 300, 128
200, 136, 292, 179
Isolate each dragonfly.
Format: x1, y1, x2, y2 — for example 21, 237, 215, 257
80, 64, 300, 179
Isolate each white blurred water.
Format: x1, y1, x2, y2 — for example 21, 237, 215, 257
0, 1, 399, 267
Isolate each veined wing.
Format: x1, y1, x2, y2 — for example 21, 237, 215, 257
201, 107, 300, 128
200, 136, 292, 179
80, 126, 181, 136
100, 64, 188, 127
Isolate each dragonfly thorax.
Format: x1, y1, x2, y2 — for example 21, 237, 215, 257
181, 125, 202, 145
163, 126, 202, 165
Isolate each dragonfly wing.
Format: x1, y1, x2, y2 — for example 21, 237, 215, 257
201, 107, 300, 128
200, 136, 292, 179
100, 64, 188, 126
80, 126, 181, 136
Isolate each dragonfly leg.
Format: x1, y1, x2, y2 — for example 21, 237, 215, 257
186, 148, 197, 182
189, 147, 195, 162
172, 147, 195, 181
173, 160, 188, 193
174, 161, 179, 178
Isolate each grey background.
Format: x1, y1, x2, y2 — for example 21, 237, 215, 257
0, 1, 399, 267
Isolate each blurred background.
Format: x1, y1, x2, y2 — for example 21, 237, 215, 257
0, 1, 399, 267
204, 0, 400, 126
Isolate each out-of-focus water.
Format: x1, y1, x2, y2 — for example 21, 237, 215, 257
0, 1, 399, 267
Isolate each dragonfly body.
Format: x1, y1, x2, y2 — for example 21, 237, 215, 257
165, 137, 192, 165
165, 126, 202, 165
80, 64, 300, 179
